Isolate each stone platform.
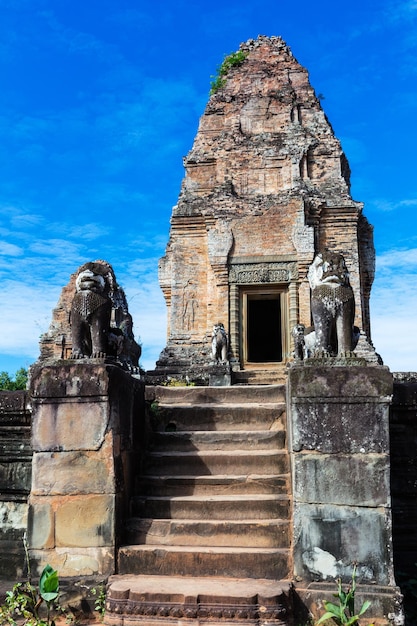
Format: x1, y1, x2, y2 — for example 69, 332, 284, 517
106, 575, 293, 625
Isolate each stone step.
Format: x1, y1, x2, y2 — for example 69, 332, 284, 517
105, 574, 293, 626
125, 518, 290, 548
150, 429, 286, 451
131, 494, 290, 520
136, 473, 290, 496
145, 449, 289, 475
118, 545, 291, 580
233, 369, 287, 386
150, 403, 286, 432
146, 384, 286, 405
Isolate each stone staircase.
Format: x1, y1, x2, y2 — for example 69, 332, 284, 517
105, 384, 293, 625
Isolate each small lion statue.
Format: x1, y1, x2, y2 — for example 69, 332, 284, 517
291, 324, 309, 360
307, 250, 356, 357
211, 323, 228, 363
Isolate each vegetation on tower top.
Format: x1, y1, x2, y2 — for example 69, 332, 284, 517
210, 49, 248, 95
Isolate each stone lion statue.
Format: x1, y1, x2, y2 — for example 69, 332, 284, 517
307, 251, 356, 357
70, 260, 141, 369
71, 261, 113, 359
211, 323, 228, 363
291, 324, 309, 360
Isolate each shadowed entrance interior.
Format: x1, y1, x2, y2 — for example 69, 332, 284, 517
246, 293, 282, 363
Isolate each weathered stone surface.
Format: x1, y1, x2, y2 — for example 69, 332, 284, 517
31, 433, 116, 495
293, 503, 393, 585
288, 364, 395, 593
156, 35, 376, 375
291, 400, 390, 453
295, 581, 403, 626
27, 499, 55, 549
0, 391, 32, 579
28, 363, 144, 578
30, 547, 114, 577
55, 494, 115, 547
0, 501, 28, 535
0, 461, 32, 493
106, 574, 293, 626
288, 363, 393, 398
293, 454, 390, 506
32, 400, 109, 451
289, 364, 392, 453
30, 362, 111, 398
118, 545, 290, 580
0, 390, 29, 413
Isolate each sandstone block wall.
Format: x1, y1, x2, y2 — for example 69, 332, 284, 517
288, 363, 403, 623
288, 363, 394, 585
27, 363, 144, 577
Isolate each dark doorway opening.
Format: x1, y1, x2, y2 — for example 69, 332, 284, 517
247, 296, 282, 362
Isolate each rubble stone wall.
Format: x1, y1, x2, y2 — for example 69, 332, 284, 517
0, 391, 32, 578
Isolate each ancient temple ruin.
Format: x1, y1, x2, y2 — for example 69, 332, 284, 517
0, 35, 411, 626
157, 35, 376, 382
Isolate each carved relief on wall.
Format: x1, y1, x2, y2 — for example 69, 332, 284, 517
229, 261, 297, 285
181, 279, 199, 332
207, 220, 234, 268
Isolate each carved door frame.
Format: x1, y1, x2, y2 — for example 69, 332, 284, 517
228, 258, 299, 370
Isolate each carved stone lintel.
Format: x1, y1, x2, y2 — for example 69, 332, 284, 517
229, 262, 297, 285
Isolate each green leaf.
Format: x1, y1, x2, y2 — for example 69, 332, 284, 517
41, 591, 59, 603
358, 600, 371, 615
338, 589, 347, 604
323, 601, 344, 618
317, 611, 340, 624
39, 564, 59, 603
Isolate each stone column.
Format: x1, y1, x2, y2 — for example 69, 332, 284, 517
287, 362, 403, 622
27, 362, 144, 577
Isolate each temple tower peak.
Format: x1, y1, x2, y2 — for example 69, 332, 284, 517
156, 35, 376, 380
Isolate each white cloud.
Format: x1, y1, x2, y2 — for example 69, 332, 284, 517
0, 241, 23, 256
370, 198, 417, 212
0, 281, 59, 356
376, 248, 417, 269
370, 248, 417, 371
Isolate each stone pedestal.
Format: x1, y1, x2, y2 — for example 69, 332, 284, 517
27, 362, 144, 577
287, 362, 403, 623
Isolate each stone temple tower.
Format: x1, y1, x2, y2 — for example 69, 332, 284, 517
157, 35, 376, 380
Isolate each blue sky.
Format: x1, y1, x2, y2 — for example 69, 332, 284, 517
1, 0, 416, 374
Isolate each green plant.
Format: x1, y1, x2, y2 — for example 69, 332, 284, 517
91, 583, 106, 621
210, 50, 248, 94
163, 377, 195, 387
0, 534, 62, 626
316, 564, 374, 625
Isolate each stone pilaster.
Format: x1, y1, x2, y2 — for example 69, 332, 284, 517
287, 362, 403, 623
27, 362, 144, 577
